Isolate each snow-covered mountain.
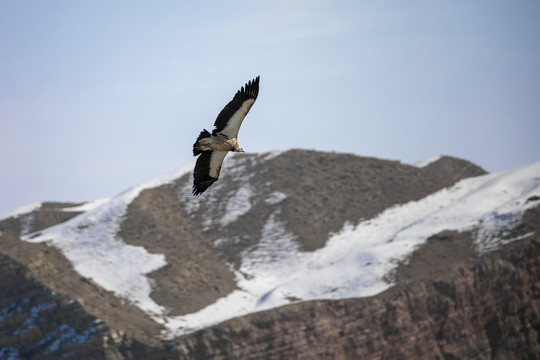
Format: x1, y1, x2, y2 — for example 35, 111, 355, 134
1, 150, 539, 359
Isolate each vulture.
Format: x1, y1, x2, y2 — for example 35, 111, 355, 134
192, 76, 260, 195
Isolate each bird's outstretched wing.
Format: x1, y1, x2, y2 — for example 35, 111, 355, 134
213, 76, 260, 139
192, 150, 228, 195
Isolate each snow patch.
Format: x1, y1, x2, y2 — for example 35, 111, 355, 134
19, 213, 35, 237
414, 155, 442, 168
0, 202, 42, 221
219, 185, 253, 227
22, 165, 192, 317
163, 209, 299, 337
246, 210, 298, 267
178, 153, 267, 229
265, 191, 287, 205
59, 198, 112, 213
260, 149, 286, 161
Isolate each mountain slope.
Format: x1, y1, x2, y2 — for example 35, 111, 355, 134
13, 150, 469, 336
0, 233, 174, 359
176, 213, 540, 359
1, 149, 539, 358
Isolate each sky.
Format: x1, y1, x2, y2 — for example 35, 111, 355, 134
1, 0, 539, 216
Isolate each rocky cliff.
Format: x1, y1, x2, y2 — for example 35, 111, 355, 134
175, 207, 540, 359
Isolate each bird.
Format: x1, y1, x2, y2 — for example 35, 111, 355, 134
192, 76, 260, 195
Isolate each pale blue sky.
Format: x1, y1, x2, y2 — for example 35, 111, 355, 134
1, 1, 539, 216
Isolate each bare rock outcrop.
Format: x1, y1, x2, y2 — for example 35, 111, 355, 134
420, 155, 488, 182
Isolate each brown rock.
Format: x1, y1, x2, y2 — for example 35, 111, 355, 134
174, 207, 540, 359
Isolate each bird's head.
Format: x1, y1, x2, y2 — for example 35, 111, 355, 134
232, 141, 244, 152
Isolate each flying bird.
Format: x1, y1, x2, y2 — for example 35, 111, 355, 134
192, 76, 260, 195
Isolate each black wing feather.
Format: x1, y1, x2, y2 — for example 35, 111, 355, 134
213, 76, 260, 134
192, 151, 219, 195
193, 129, 211, 156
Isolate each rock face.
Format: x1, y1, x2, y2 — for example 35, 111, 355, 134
176, 207, 540, 360
0, 252, 102, 359
0, 150, 538, 359
0, 245, 173, 360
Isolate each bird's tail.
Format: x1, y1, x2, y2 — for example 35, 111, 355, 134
193, 129, 212, 156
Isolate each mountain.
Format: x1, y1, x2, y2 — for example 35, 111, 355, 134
414, 155, 487, 182
0, 149, 539, 359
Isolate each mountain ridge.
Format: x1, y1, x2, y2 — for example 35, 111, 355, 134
1, 149, 539, 359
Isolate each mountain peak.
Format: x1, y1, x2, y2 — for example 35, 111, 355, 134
415, 154, 487, 181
